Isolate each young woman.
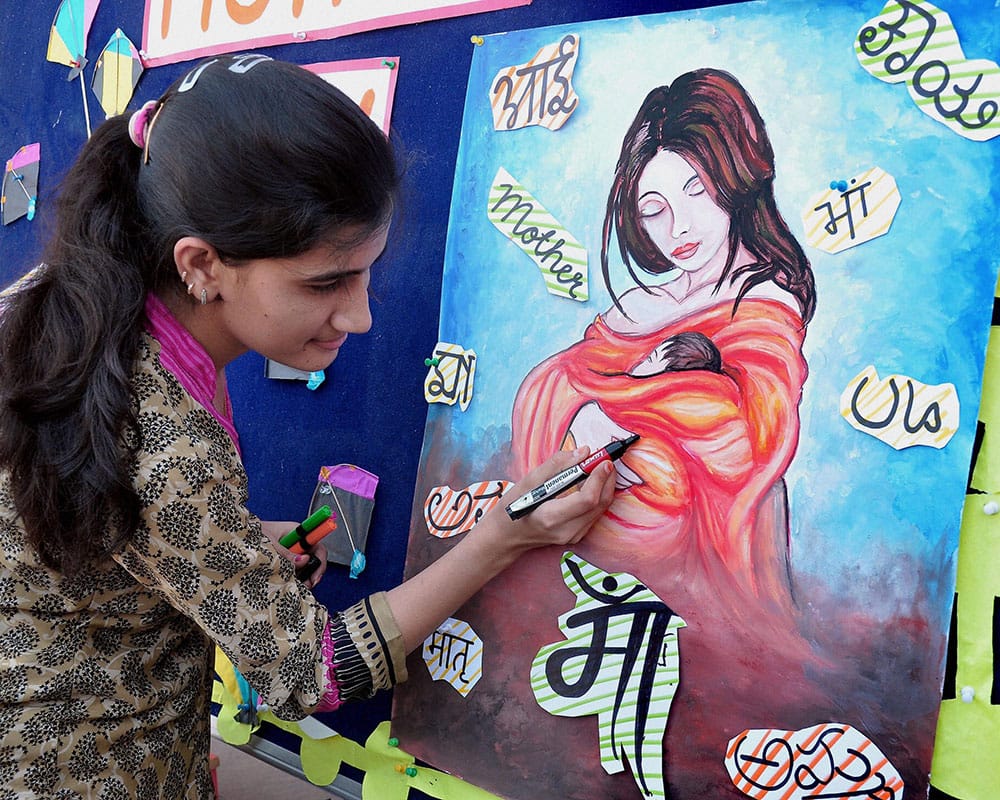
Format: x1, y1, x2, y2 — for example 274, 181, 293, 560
511, 68, 816, 620
0, 56, 615, 798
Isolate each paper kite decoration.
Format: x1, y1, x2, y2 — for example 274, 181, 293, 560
92, 28, 143, 118
2, 144, 40, 226
46, 0, 101, 136
308, 464, 378, 578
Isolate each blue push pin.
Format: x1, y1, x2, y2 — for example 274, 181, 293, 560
837, 180, 848, 192
328, 483, 368, 578
306, 370, 325, 390
11, 171, 36, 221
337, 498, 366, 578
349, 548, 366, 579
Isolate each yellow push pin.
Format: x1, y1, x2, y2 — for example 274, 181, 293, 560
470, 35, 484, 46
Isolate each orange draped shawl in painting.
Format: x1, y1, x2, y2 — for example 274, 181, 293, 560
511, 298, 807, 614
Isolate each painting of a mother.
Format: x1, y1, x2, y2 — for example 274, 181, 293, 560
512, 68, 816, 624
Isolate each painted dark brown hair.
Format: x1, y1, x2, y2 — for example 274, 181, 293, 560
602, 68, 815, 323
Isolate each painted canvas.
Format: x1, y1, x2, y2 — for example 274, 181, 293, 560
392, 2, 1000, 799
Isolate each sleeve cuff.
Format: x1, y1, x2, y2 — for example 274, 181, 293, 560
364, 591, 408, 688
326, 592, 408, 703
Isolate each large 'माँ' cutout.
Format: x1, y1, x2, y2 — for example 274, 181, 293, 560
855, 0, 1000, 141
490, 33, 579, 131
841, 364, 959, 450
424, 342, 477, 412
802, 167, 900, 254
423, 480, 513, 538
725, 723, 903, 799
488, 167, 588, 301
422, 617, 483, 697
531, 553, 685, 800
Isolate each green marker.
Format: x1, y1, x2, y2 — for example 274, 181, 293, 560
279, 505, 332, 548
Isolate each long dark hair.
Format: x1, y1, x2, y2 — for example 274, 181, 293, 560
0, 56, 399, 574
602, 68, 815, 323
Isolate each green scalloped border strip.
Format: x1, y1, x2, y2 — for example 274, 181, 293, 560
212, 677, 503, 800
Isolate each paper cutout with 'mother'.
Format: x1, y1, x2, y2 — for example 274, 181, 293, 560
802, 167, 900, 254
488, 167, 588, 302
424, 342, 476, 411
490, 33, 580, 132
531, 553, 685, 800
855, 0, 1000, 141
725, 722, 903, 799
422, 617, 482, 697
841, 364, 958, 450
423, 480, 513, 538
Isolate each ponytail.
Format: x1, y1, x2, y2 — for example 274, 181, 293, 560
0, 116, 148, 573
0, 56, 399, 575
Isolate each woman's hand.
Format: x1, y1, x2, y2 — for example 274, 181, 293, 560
385, 447, 616, 654
567, 402, 643, 490
260, 520, 328, 589
480, 447, 618, 565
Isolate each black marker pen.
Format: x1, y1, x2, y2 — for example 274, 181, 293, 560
505, 434, 639, 520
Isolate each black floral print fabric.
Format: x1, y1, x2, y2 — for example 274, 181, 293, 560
0, 334, 401, 798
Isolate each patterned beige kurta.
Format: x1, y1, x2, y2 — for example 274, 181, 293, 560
0, 333, 404, 799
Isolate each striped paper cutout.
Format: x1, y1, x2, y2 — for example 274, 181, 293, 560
490, 33, 579, 132
531, 553, 685, 799
423, 480, 513, 538
422, 617, 483, 697
802, 167, 900, 254
840, 365, 959, 450
488, 167, 588, 302
725, 723, 903, 799
855, 0, 1000, 141
424, 342, 476, 411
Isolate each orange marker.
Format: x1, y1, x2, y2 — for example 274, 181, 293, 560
289, 517, 337, 555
